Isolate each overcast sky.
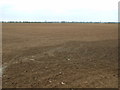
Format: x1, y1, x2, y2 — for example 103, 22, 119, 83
0, 0, 119, 22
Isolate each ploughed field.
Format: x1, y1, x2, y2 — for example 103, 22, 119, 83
2, 23, 118, 88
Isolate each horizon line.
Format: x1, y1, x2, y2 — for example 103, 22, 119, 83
0, 21, 119, 24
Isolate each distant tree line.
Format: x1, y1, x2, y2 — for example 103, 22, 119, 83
1, 21, 118, 24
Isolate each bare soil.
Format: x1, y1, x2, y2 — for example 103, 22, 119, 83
2, 23, 118, 88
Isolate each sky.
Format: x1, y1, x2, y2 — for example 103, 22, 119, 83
0, 0, 119, 22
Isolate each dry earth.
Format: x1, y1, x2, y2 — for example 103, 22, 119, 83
2, 23, 118, 88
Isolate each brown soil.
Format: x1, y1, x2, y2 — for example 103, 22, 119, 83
2, 23, 118, 88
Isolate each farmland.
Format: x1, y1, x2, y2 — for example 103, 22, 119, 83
2, 23, 118, 88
